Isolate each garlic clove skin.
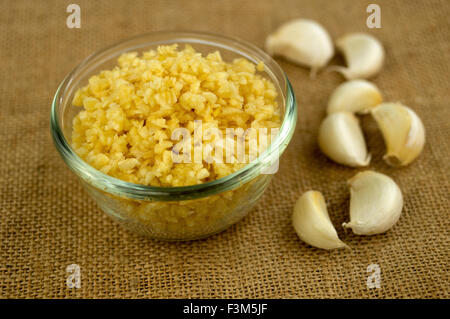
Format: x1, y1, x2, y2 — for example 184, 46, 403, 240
331, 33, 385, 80
318, 112, 371, 167
327, 80, 383, 114
265, 19, 334, 75
371, 103, 426, 166
293, 190, 348, 250
343, 171, 403, 235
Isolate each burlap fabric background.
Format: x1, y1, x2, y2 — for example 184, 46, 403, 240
0, 0, 449, 298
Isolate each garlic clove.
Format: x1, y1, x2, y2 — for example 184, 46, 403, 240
331, 33, 385, 80
318, 112, 371, 167
343, 171, 403, 235
371, 103, 425, 166
265, 19, 334, 76
293, 190, 348, 250
327, 79, 383, 114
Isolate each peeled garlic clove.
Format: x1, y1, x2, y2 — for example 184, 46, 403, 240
318, 112, 371, 167
266, 19, 334, 75
331, 33, 384, 79
327, 80, 383, 114
371, 103, 425, 166
293, 190, 348, 250
343, 171, 403, 235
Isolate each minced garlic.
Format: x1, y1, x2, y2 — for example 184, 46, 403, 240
72, 44, 281, 187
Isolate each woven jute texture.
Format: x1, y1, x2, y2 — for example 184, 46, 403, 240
0, 0, 449, 298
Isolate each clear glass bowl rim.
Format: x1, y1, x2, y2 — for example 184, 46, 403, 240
50, 30, 297, 201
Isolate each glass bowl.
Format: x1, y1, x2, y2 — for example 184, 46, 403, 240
51, 31, 297, 240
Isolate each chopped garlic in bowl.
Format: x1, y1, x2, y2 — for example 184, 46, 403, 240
51, 32, 297, 240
